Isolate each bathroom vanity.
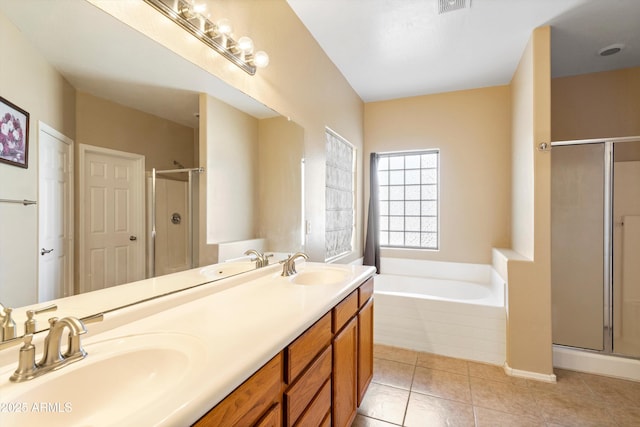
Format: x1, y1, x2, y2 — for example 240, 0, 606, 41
0, 261, 375, 427
195, 276, 374, 426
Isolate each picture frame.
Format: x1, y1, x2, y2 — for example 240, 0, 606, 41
0, 96, 30, 168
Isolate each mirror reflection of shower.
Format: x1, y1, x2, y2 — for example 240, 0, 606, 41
147, 166, 204, 278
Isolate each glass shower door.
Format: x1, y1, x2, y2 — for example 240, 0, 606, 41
551, 143, 605, 351
612, 140, 640, 358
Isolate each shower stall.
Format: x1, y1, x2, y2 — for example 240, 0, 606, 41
551, 136, 640, 360
147, 167, 204, 278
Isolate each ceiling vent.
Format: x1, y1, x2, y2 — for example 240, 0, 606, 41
439, 0, 469, 14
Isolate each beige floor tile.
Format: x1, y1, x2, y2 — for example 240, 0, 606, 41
416, 352, 469, 375
412, 366, 471, 404
351, 414, 400, 426
404, 392, 475, 427
372, 358, 415, 390
473, 406, 546, 427
468, 361, 528, 387
357, 382, 410, 425
531, 388, 616, 427
526, 368, 596, 401
610, 403, 640, 426
579, 372, 640, 408
374, 344, 418, 365
469, 376, 539, 417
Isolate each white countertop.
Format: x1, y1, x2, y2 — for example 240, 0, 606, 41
0, 261, 376, 426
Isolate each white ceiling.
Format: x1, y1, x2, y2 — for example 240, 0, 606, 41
287, 0, 640, 102
2, 0, 639, 124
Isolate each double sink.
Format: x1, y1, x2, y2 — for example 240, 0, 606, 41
0, 261, 358, 426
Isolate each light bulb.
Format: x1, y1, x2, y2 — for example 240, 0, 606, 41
253, 50, 269, 68
192, 2, 206, 14
237, 36, 254, 54
216, 18, 233, 36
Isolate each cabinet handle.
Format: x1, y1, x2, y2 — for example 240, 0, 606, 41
129, 236, 137, 241
40, 248, 54, 255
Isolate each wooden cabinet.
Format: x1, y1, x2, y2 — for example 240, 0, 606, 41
358, 298, 374, 406
332, 316, 358, 427
194, 353, 283, 427
194, 277, 374, 427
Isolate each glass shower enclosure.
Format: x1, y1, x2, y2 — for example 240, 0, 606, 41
147, 167, 204, 278
551, 137, 640, 359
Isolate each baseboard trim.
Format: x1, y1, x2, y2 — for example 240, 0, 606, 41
553, 345, 640, 382
503, 363, 557, 383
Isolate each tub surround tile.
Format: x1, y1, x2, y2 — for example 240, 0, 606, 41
404, 392, 475, 427
373, 358, 415, 390
357, 382, 410, 425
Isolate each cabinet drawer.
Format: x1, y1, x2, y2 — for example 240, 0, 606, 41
358, 277, 374, 308
195, 352, 283, 426
255, 403, 281, 427
286, 312, 331, 384
332, 290, 358, 333
294, 379, 331, 427
320, 411, 331, 427
285, 345, 332, 426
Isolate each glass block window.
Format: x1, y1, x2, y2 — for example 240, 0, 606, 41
378, 150, 439, 249
325, 129, 355, 260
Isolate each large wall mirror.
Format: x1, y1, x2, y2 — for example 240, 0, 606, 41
0, 0, 303, 333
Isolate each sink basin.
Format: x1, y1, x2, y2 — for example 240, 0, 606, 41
200, 261, 254, 278
289, 267, 350, 286
0, 333, 207, 426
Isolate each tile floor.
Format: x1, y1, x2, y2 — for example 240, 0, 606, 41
353, 344, 640, 427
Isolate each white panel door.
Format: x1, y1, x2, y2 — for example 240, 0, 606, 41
38, 124, 73, 302
80, 145, 144, 293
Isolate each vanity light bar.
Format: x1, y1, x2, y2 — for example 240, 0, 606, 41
143, 0, 269, 75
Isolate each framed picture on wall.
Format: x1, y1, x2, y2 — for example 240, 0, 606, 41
0, 96, 30, 168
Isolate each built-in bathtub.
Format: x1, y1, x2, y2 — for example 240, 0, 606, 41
374, 257, 506, 365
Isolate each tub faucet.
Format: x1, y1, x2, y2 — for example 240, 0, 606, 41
10, 313, 103, 382
281, 252, 309, 276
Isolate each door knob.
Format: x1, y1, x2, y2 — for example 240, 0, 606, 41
129, 236, 137, 241
40, 248, 54, 256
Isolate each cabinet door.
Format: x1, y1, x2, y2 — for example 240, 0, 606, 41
358, 298, 374, 406
332, 317, 358, 427
255, 403, 281, 427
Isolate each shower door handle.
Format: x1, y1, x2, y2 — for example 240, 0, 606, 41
129, 235, 137, 241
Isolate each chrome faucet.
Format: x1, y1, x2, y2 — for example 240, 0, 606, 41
281, 252, 309, 276
10, 313, 103, 382
244, 249, 273, 268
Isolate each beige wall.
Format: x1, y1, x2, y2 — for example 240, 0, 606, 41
0, 11, 76, 306
258, 117, 305, 253
200, 94, 258, 252
505, 26, 553, 375
363, 86, 512, 265
75, 92, 195, 171
91, 0, 364, 263
552, 67, 640, 141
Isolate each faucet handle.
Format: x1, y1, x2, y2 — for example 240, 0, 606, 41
1, 307, 16, 341
81, 313, 105, 325
10, 334, 38, 382
25, 304, 58, 334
